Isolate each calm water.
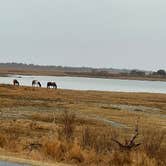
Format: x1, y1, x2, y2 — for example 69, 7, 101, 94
0, 161, 28, 166
0, 75, 166, 94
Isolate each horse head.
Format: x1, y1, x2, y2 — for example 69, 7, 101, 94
38, 82, 42, 87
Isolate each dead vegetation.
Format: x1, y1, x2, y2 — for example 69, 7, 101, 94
0, 110, 165, 165
58, 111, 76, 141
112, 130, 141, 151
0, 84, 165, 165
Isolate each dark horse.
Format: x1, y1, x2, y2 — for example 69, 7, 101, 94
32, 80, 41, 87
13, 79, 19, 86
47, 82, 57, 89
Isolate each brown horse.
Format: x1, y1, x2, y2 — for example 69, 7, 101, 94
13, 79, 19, 86
47, 82, 57, 89
32, 80, 41, 87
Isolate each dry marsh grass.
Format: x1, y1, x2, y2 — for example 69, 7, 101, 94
0, 84, 165, 165
0, 113, 165, 165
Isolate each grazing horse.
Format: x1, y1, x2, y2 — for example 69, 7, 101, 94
13, 79, 19, 86
32, 80, 41, 87
47, 82, 57, 89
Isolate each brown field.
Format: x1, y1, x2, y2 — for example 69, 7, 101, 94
0, 67, 166, 82
0, 84, 165, 165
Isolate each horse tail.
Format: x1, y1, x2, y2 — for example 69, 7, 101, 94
55, 83, 57, 89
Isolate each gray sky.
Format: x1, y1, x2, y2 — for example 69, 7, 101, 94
0, 0, 166, 70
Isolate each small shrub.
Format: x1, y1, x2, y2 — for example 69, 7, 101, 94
82, 149, 97, 164
58, 111, 76, 141
131, 151, 157, 166
42, 137, 67, 161
142, 129, 166, 165
81, 127, 115, 153
110, 151, 132, 166
67, 143, 84, 163
0, 133, 7, 148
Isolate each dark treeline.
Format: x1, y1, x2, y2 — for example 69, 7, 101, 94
128, 69, 166, 77
0, 62, 129, 73
0, 62, 92, 72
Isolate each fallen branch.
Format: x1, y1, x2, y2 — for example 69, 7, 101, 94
112, 128, 141, 150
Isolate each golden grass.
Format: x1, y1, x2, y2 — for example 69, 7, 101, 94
0, 84, 165, 165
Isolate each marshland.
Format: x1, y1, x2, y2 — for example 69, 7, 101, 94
0, 83, 165, 165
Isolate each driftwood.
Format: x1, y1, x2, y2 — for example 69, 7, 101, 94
112, 129, 141, 150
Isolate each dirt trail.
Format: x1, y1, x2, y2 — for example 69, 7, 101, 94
0, 155, 71, 166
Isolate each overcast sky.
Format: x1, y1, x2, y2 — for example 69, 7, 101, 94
0, 0, 165, 70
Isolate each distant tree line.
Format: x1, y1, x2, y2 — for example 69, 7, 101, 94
153, 69, 166, 76
129, 69, 166, 77
130, 70, 146, 76
0, 63, 165, 77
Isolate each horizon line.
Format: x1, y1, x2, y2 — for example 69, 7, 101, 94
0, 62, 164, 72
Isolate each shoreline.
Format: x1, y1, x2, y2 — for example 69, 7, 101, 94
0, 83, 166, 95
0, 69, 166, 82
